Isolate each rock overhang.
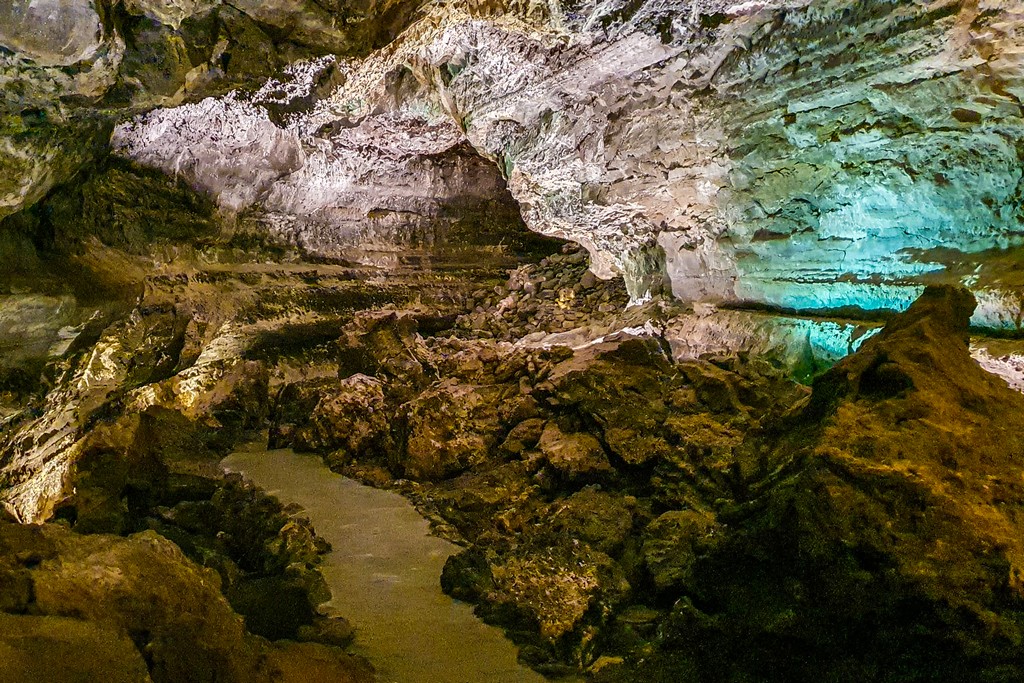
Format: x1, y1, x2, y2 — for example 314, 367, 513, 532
3, 0, 1023, 331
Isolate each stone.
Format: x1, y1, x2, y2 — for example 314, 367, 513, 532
0, 519, 363, 683
0, 0, 103, 67
270, 377, 339, 449
337, 310, 426, 394
399, 381, 502, 480
291, 374, 389, 462
428, 461, 537, 539
481, 542, 629, 655
547, 488, 635, 557
124, 0, 221, 29
499, 417, 546, 457
0, 614, 151, 683
227, 574, 316, 641
296, 615, 356, 648
536, 422, 613, 485
641, 509, 718, 593
542, 337, 679, 463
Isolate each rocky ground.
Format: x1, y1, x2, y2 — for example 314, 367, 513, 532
2, 159, 1024, 680
268, 280, 1024, 682
0, 157, 562, 682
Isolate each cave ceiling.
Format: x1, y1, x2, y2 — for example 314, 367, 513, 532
1, 0, 1023, 327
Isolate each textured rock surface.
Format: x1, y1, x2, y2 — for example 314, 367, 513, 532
0, 519, 371, 683
0, 0, 104, 67
282, 285, 1024, 680
3, 2, 1024, 680
0, 613, 152, 683
109, 0, 1024, 326
0, 0, 430, 223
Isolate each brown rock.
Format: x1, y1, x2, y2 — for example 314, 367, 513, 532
548, 488, 635, 556
641, 509, 718, 592
537, 422, 613, 484
0, 614, 151, 683
499, 418, 547, 456
337, 310, 426, 397
0, 519, 374, 683
292, 374, 389, 462
399, 381, 502, 480
266, 641, 373, 683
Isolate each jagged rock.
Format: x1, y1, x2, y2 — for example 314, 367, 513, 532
398, 381, 502, 480
499, 417, 546, 457
338, 310, 427, 397
547, 488, 635, 557
428, 461, 538, 539
641, 286, 1024, 682
291, 374, 389, 465
542, 337, 678, 466
536, 422, 613, 485
640, 510, 718, 593
480, 542, 630, 667
269, 377, 339, 449
0, 523, 263, 681
0, 518, 368, 683
226, 574, 317, 641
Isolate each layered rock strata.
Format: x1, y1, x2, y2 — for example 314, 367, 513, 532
106, 0, 1024, 326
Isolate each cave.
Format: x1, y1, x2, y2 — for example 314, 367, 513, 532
2, 2, 1024, 682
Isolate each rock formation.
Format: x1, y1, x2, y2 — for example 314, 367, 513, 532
3, 1, 1024, 681
91, 0, 1024, 325
259, 284, 1024, 680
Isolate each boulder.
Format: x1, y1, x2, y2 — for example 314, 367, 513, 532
499, 417, 546, 457
542, 337, 679, 465
0, 519, 368, 683
641, 510, 718, 593
338, 310, 428, 401
291, 374, 389, 464
0, 614, 151, 683
479, 542, 630, 669
398, 381, 501, 480
269, 377, 338, 448
547, 488, 635, 557
536, 422, 613, 485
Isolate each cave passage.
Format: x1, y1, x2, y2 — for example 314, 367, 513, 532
221, 445, 551, 683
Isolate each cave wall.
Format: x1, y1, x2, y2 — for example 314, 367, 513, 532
0, 0, 430, 222
5, 0, 1024, 327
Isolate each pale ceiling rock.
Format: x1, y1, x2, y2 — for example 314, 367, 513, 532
112, 0, 1024, 326
123, 0, 221, 28
112, 95, 306, 214
0, 0, 435, 223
